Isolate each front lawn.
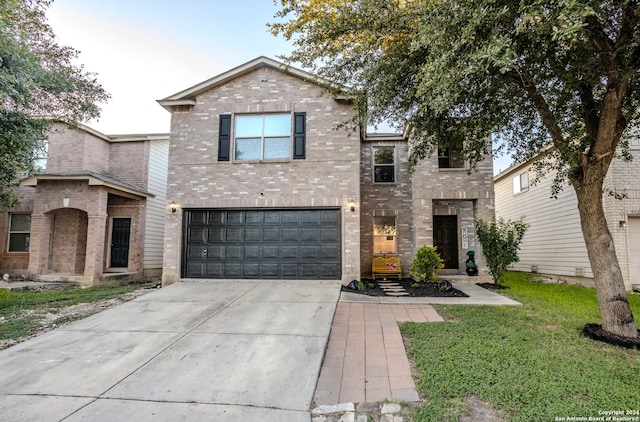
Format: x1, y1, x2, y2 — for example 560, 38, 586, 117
0, 284, 148, 348
401, 272, 640, 421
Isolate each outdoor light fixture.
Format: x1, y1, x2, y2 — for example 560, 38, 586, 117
170, 201, 178, 213
620, 220, 628, 228
348, 199, 356, 212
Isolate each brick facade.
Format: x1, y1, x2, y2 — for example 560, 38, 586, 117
161, 64, 361, 284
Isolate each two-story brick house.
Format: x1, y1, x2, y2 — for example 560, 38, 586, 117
0, 57, 493, 285
0, 123, 169, 284
158, 57, 495, 284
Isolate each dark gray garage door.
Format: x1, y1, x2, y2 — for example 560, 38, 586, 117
183, 208, 341, 279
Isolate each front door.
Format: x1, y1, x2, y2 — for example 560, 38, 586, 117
433, 215, 459, 269
110, 218, 131, 268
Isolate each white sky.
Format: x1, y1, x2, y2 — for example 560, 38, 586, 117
46, 0, 511, 173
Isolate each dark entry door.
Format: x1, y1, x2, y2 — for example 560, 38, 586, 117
433, 215, 458, 269
110, 218, 131, 268
183, 209, 341, 279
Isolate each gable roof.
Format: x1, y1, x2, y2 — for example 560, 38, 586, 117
157, 56, 350, 112
22, 171, 153, 199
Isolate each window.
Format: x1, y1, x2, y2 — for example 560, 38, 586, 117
373, 217, 397, 254
8, 214, 30, 252
374, 147, 395, 183
235, 114, 291, 161
513, 171, 529, 195
438, 146, 464, 168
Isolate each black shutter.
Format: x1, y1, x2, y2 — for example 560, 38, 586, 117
293, 112, 306, 159
218, 114, 231, 161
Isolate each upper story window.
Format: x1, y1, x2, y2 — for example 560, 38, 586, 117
438, 146, 464, 169
8, 214, 31, 252
217, 112, 306, 162
235, 114, 291, 161
513, 171, 529, 195
373, 146, 395, 183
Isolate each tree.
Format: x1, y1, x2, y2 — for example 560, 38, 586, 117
475, 217, 528, 285
0, 0, 109, 209
272, 1, 640, 338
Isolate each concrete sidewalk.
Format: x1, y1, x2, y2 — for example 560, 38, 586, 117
0, 280, 341, 422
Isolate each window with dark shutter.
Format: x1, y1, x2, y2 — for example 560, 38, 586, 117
293, 112, 306, 159
218, 114, 231, 161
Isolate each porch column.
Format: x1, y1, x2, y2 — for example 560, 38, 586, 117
83, 213, 107, 285
27, 214, 51, 275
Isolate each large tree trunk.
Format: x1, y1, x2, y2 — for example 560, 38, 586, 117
573, 176, 638, 339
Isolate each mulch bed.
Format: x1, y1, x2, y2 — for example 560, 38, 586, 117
342, 278, 468, 297
582, 323, 640, 350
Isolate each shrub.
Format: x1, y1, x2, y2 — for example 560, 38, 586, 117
410, 245, 445, 282
475, 217, 528, 284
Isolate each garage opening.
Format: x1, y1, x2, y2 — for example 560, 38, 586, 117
183, 208, 341, 279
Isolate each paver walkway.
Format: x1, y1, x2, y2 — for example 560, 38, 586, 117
314, 302, 444, 404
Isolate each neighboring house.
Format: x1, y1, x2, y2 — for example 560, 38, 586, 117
158, 57, 495, 284
494, 138, 640, 291
0, 122, 169, 284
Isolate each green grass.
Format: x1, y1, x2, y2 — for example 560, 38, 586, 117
401, 272, 640, 421
0, 284, 144, 343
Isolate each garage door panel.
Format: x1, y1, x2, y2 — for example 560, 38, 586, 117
282, 246, 298, 259
320, 227, 339, 241
227, 211, 243, 224
262, 245, 280, 259
300, 228, 318, 241
208, 245, 225, 260
225, 246, 243, 260
245, 211, 262, 224
224, 263, 242, 277
264, 211, 281, 224
243, 264, 260, 277
300, 246, 318, 260
208, 228, 224, 242
183, 209, 341, 279
244, 245, 261, 259
262, 264, 280, 277
188, 228, 207, 243
320, 264, 340, 278
226, 228, 243, 241
245, 227, 262, 241
320, 245, 340, 260
282, 228, 299, 241
207, 211, 224, 225
263, 228, 280, 241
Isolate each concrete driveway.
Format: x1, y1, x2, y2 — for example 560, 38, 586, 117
0, 280, 341, 421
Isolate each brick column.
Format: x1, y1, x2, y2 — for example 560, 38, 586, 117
27, 214, 51, 275
83, 213, 107, 285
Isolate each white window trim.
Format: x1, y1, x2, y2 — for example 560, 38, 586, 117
233, 113, 292, 162
7, 213, 31, 253
373, 146, 396, 184
513, 171, 529, 195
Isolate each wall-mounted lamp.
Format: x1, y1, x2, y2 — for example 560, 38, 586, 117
347, 199, 356, 212
619, 220, 627, 228
170, 201, 178, 213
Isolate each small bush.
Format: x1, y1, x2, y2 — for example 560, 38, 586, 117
475, 217, 528, 284
410, 245, 445, 282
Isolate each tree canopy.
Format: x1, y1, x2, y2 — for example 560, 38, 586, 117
273, 0, 640, 338
0, 0, 109, 209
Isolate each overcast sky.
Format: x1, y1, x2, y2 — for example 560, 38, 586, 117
46, 0, 511, 173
